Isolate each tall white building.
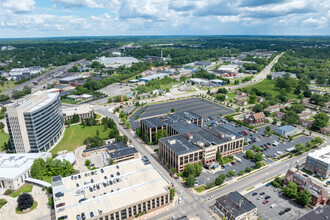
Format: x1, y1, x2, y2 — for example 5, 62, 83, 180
5, 91, 64, 153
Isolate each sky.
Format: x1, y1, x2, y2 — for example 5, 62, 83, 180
0, 0, 329, 38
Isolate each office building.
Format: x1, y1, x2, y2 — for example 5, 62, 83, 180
94, 56, 140, 68
0, 152, 51, 190
304, 147, 330, 179
140, 111, 203, 144
62, 105, 94, 121
52, 158, 171, 220
159, 126, 244, 172
82, 142, 139, 164
5, 91, 64, 153
214, 191, 257, 220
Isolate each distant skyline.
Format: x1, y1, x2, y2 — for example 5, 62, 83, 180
0, 0, 329, 38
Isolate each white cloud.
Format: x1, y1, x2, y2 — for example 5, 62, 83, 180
217, 16, 240, 23
2, 0, 35, 13
302, 17, 328, 28
52, 0, 104, 8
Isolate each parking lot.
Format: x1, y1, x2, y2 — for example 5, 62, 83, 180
129, 97, 235, 129
196, 152, 256, 185
244, 185, 311, 220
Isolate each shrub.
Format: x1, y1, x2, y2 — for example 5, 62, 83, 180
46, 187, 52, 194
4, 189, 12, 195
17, 193, 34, 210
245, 167, 253, 172
48, 196, 54, 209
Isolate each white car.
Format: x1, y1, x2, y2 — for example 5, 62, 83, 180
178, 197, 182, 203
270, 204, 276, 208
258, 196, 263, 200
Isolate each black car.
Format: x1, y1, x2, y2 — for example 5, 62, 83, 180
279, 211, 285, 215
110, 174, 114, 178
58, 216, 68, 220
78, 175, 81, 179
79, 198, 86, 203
117, 172, 120, 176
55, 192, 64, 197
81, 213, 86, 220
285, 208, 291, 212
101, 169, 104, 173
104, 176, 108, 179
265, 196, 271, 199
260, 192, 265, 195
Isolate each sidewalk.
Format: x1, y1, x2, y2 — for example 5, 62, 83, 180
137, 195, 178, 219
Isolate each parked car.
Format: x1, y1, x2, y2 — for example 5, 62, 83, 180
90, 212, 94, 217
285, 208, 291, 212
258, 196, 263, 200
279, 211, 285, 215
266, 182, 271, 186
260, 192, 265, 195
263, 200, 269, 204
81, 213, 86, 220
265, 196, 271, 199
270, 204, 276, 208
252, 192, 258, 196
178, 197, 182, 204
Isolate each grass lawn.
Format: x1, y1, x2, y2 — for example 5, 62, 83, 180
61, 99, 81, 105
50, 124, 110, 155
95, 113, 102, 120
222, 157, 234, 165
226, 93, 236, 99
0, 199, 7, 209
0, 81, 16, 93
16, 201, 38, 214
194, 185, 206, 193
42, 176, 52, 183
244, 79, 297, 99
10, 184, 33, 198
0, 129, 9, 152
160, 82, 180, 91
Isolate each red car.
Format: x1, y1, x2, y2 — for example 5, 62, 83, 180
56, 202, 65, 208
231, 161, 236, 165
263, 200, 269, 204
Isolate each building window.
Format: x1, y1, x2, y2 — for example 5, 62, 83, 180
121, 209, 127, 219
133, 206, 137, 215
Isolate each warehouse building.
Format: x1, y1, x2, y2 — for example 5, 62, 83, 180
304, 147, 330, 179
52, 158, 172, 220
140, 111, 203, 144
0, 152, 51, 190
139, 73, 170, 82
158, 126, 244, 172
5, 91, 64, 153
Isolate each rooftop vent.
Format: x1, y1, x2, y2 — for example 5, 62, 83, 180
168, 139, 176, 145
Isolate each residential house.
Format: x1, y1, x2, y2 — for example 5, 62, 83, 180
274, 111, 285, 120
235, 98, 248, 106
244, 112, 265, 125
265, 105, 283, 113
235, 91, 247, 96
304, 102, 319, 110
257, 96, 265, 102
321, 107, 330, 113
298, 119, 313, 128
298, 112, 311, 120
284, 169, 328, 206
320, 126, 330, 135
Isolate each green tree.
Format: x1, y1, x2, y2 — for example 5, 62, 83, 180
169, 188, 175, 200
285, 181, 298, 198
285, 111, 299, 125
0, 122, 4, 129
245, 150, 255, 159
185, 174, 196, 187
254, 152, 263, 161
215, 174, 226, 185
23, 86, 31, 94
296, 190, 312, 206
119, 111, 126, 118
265, 126, 271, 133
183, 164, 196, 177
30, 158, 47, 180
228, 170, 236, 177
154, 129, 168, 143
108, 97, 112, 103
295, 144, 307, 153
194, 163, 203, 177
171, 108, 175, 113
216, 149, 223, 164
85, 159, 91, 166
48, 196, 54, 209
312, 112, 329, 131
17, 193, 34, 210
272, 118, 278, 125
252, 104, 264, 113
245, 166, 253, 172
248, 93, 257, 104
255, 161, 262, 169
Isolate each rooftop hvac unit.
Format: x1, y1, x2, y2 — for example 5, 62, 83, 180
168, 139, 176, 145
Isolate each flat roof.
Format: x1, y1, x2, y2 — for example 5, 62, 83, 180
278, 125, 295, 132
52, 159, 171, 220
307, 146, 330, 164
62, 105, 93, 116
109, 147, 138, 159
0, 152, 51, 180
160, 135, 203, 156
141, 117, 165, 128
298, 205, 330, 220
139, 73, 169, 81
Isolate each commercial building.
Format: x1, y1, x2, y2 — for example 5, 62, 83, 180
82, 142, 139, 164
62, 105, 94, 121
304, 147, 330, 179
0, 152, 51, 190
218, 64, 240, 74
158, 125, 244, 172
59, 75, 88, 84
5, 91, 64, 153
139, 73, 170, 83
140, 111, 203, 144
214, 191, 257, 220
284, 169, 328, 206
66, 94, 93, 102
188, 78, 210, 85
7, 67, 43, 81
244, 112, 265, 125
94, 56, 140, 68
52, 158, 171, 220
276, 125, 295, 137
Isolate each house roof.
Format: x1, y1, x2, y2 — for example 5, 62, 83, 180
252, 112, 265, 120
